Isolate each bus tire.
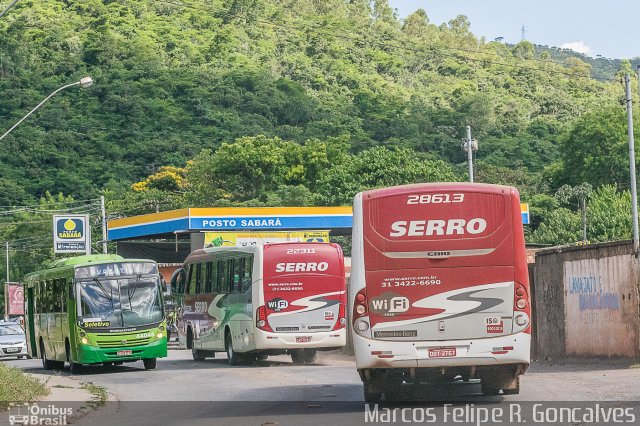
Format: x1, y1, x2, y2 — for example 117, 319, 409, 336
40, 340, 54, 370
66, 341, 82, 374
186, 327, 194, 350
481, 380, 501, 396
363, 381, 383, 402
192, 349, 206, 361
290, 349, 304, 365
225, 330, 241, 366
69, 362, 83, 374
301, 349, 317, 364
143, 358, 157, 370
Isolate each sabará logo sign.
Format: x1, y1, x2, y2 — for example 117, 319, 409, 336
56, 218, 84, 239
53, 214, 90, 254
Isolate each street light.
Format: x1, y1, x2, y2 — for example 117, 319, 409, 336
0, 76, 94, 142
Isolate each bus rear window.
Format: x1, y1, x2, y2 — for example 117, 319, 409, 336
263, 244, 343, 279
363, 189, 515, 268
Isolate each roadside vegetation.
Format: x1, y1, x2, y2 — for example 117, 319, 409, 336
0, 363, 48, 409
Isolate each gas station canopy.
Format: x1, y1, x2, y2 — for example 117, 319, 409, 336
107, 207, 354, 241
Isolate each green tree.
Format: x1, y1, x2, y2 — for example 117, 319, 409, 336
555, 183, 593, 241
586, 185, 633, 242
315, 146, 460, 205
557, 106, 630, 188
529, 208, 581, 245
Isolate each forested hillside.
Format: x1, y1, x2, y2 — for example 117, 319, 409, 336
1, 0, 639, 279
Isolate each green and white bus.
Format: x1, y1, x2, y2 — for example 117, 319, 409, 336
24, 254, 167, 373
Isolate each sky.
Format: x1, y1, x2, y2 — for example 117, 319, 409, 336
388, 1, 639, 59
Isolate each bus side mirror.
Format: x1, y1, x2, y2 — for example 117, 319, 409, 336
160, 277, 168, 293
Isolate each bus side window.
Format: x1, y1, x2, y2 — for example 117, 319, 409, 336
46, 280, 54, 313
188, 264, 198, 295
232, 258, 242, 293
210, 261, 218, 293
241, 256, 252, 291
68, 277, 75, 300
34, 283, 40, 315
195, 263, 203, 294
218, 260, 229, 293
56, 279, 66, 313
204, 262, 212, 293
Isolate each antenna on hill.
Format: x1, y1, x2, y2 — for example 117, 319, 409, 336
521, 24, 526, 41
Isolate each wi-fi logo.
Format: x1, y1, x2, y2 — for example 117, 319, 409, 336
266, 298, 289, 312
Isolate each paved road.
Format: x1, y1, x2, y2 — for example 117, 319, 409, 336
7, 350, 640, 425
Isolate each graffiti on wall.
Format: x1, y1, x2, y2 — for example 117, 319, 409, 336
568, 275, 620, 311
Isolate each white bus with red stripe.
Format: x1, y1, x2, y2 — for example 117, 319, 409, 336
172, 242, 346, 365
350, 183, 531, 401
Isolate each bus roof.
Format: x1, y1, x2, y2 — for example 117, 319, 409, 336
184, 242, 341, 264
23, 254, 156, 283
360, 182, 518, 198
48, 254, 125, 269
185, 246, 258, 264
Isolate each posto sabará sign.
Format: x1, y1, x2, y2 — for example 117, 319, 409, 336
53, 214, 91, 254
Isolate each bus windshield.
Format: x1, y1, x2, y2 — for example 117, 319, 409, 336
78, 276, 163, 328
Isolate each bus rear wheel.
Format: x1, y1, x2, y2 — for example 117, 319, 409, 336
291, 349, 317, 365
143, 358, 157, 370
363, 380, 383, 403
480, 380, 502, 396
225, 331, 241, 366
40, 341, 54, 370
302, 349, 317, 364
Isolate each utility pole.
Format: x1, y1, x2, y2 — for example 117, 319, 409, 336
4, 241, 8, 321
4, 241, 8, 283
100, 196, 108, 254
463, 126, 478, 183
625, 73, 640, 252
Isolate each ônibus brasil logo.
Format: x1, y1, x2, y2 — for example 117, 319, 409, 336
9, 403, 73, 425
266, 298, 289, 312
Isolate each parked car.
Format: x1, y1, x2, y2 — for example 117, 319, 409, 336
0, 321, 29, 359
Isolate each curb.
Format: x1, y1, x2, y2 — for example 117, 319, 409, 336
0, 370, 115, 425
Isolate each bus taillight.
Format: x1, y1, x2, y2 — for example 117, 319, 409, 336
352, 289, 371, 336
353, 289, 368, 319
333, 304, 346, 330
256, 306, 273, 332
514, 284, 529, 312
513, 283, 531, 333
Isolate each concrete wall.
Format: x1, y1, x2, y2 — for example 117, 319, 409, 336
534, 241, 640, 359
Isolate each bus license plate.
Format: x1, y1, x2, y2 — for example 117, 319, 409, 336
117, 350, 132, 356
428, 347, 456, 358
6, 347, 19, 353
296, 336, 311, 343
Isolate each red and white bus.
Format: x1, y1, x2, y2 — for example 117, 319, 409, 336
172, 242, 347, 365
350, 183, 531, 401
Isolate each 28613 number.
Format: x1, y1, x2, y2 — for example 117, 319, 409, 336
407, 193, 464, 204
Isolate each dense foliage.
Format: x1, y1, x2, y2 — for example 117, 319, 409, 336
1, 0, 640, 294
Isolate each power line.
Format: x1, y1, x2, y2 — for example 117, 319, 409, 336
0, 197, 101, 209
